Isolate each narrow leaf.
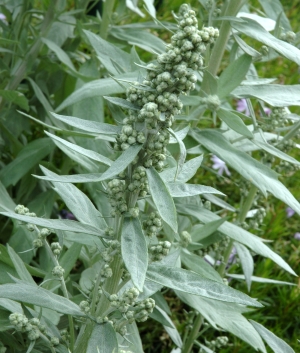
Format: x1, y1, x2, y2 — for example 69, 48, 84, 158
55, 72, 137, 112
218, 54, 252, 98
146, 167, 178, 232
176, 204, 296, 276
87, 324, 118, 353
232, 17, 300, 65
121, 217, 148, 291
104, 96, 140, 111
166, 182, 224, 198
36, 144, 143, 183
0, 90, 29, 111
50, 112, 120, 135
160, 155, 203, 183
192, 129, 300, 216
177, 292, 266, 352
45, 131, 112, 166
234, 242, 254, 291
191, 218, 227, 242
0, 138, 54, 187
217, 108, 253, 138
168, 128, 187, 180
232, 84, 300, 107
7, 245, 35, 285
0, 283, 83, 316
146, 264, 262, 307
0, 211, 104, 237
250, 320, 295, 353
227, 274, 296, 286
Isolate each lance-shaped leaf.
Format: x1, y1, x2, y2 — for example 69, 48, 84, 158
146, 264, 262, 307
0, 211, 104, 237
0, 90, 29, 111
232, 17, 300, 65
250, 320, 295, 353
41, 167, 107, 229
35, 144, 143, 183
181, 250, 223, 283
121, 217, 148, 292
166, 182, 224, 198
227, 274, 296, 286
191, 129, 300, 215
177, 292, 266, 352
0, 283, 83, 316
55, 72, 138, 112
87, 323, 118, 353
50, 112, 120, 135
232, 84, 300, 107
218, 53, 252, 98
217, 108, 253, 138
104, 96, 140, 111
84, 29, 131, 76
160, 155, 203, 183
7, 245, 35, 285
191, 218, 227, 242
168, 128, 187, 180
0, 138, 54, 188
45, 132, 112, 166
146, 167, 178, 232
176, 204, 296, 276
234, 242, 254, 291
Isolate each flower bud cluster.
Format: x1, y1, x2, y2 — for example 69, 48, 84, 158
246, 208, 266, 230
280, 30, 296, 43
142, 211, 162, 237
52, 265, 65, 278
149, 241, 171, 261
202, 94, 221, 111
15, 205, 52, 249
268, 107, 288, 129
9, 313, 50, 342
207, 336, 229, 350
114, 124, 146, 151
197, 235, 230, 262
144, 129, 169, 171
107, 179, 127, 216
51, 242, 62, 256
127, 166, 149, 197
79, 300, 90, 314
180, 230, 192, 247
133, 298, 155, 322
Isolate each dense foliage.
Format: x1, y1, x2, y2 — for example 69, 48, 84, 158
0, 0, 299, 352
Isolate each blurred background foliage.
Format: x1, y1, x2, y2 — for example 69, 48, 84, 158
0, 0, 299, 352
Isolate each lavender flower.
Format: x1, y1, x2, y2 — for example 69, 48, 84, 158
0, 14, 6, 21
236, 99, 250, 116
211, 155, 231, 176
294, 233, 300, 240
286, 207, 295, 218
263, 107, 271, 116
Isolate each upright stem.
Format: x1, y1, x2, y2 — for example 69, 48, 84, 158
43, 239, 75, 352
99, 0, 116, 39
181, 313, 202, 353
201, 0, 244, 95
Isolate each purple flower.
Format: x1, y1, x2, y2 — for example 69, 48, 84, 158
236, 99, 250, 116
294, 233, 300, 240
60, 209, 77, 221
211, 155, 231, 176
286, 207, 295, 218
0, 14, 6, 21
264, 107, 271, 116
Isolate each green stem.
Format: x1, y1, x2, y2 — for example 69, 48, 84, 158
201, 0, 244, 95
181, 313, 203, 353
99, 0, 116, 39
43, 239, 75, 352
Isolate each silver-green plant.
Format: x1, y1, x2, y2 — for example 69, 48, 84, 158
0, 1, 300, 353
